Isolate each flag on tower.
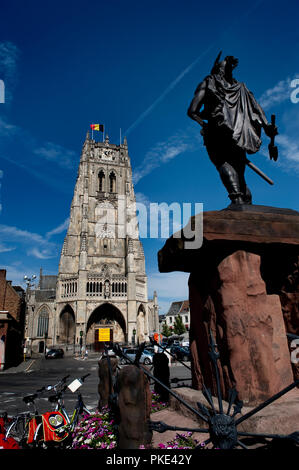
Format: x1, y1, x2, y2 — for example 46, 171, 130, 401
90, 124, 104, 132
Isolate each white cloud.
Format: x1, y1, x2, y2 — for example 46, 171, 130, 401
258, 75, 299, 111
0, 115, 77, 171
46, 218, 69, 239
27, 248, 56, 260
0, 116, 17, 137
133, 130, 199, 185
271, 133, 299, 175
276, 134, 299, 163
34, 143, 76, 169
0, 223, 59, 260
0, 243, 15, 253
258, 130, 299, 175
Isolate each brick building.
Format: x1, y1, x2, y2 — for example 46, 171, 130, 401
0, 270, 26, 370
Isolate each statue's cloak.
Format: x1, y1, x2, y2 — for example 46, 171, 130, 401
200, 74, 267, 154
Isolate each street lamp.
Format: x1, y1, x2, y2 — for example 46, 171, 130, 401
24, 275, 37, 289
24, 275, 37, 358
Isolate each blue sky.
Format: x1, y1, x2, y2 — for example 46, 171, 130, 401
1, 0, 299, 315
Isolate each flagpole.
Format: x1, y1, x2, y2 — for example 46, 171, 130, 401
103, 124, 105, 142
120, 128, 122, 146
91, 124, 93, 140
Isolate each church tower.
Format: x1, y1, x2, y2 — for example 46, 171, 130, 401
55, 132, 157, 348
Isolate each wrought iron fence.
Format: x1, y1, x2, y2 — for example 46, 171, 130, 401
102, 331, 299, 450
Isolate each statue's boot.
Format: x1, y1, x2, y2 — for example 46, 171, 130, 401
218, 162, 245, 204
243, 185, 252, 204
238, 170, 252, 204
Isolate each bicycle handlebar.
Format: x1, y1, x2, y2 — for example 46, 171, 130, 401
80, 373, 90, 382
23, 374, 88, 406
34, 375, 70, 398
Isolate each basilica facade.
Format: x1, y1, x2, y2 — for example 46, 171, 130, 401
25, 132, 159, 353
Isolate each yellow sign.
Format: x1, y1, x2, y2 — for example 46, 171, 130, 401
98, 328, 111, 342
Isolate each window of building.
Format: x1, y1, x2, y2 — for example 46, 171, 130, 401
37, 308, 49, 337
169, 317, 172, 324
99, 170, 105, 192
109, 172, 116, 193
185, 316, 188, 323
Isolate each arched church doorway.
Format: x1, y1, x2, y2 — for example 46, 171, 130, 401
59, 305, 76, 346
87, 303, 126, 351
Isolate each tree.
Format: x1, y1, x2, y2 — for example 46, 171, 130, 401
173, 314, 186, 335
161, 322, 172, 338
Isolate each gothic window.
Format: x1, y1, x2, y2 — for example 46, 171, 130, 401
99, 170, 105, 192
109, 171, 116, 193
37, 308, 49, 337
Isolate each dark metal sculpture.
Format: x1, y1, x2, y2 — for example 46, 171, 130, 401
187, 52, 278, 205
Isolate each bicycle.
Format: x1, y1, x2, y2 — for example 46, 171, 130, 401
23, 373, 93, 448
5, 375, 70, 448
44, 373, 92, 447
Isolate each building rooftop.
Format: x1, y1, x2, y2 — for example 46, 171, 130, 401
166, 301, 183, 317
166, 300, 189, 317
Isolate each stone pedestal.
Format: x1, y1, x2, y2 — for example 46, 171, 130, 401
158, 206, 299, 406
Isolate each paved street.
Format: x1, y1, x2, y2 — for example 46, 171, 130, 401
0, 354, 191, 417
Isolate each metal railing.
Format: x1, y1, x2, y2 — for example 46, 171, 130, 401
103, 330, 299, 450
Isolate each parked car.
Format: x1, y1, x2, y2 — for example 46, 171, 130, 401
45, 348, 64, 359
120, 348, 153, 365
170, 345, 191, 362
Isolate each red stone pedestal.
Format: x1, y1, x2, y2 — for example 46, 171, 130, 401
158, 206, 299, 406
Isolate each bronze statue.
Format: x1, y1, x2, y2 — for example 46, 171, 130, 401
187, 53, 278, 205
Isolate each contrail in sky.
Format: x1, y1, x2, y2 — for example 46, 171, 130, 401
124, 44, 215, 136
124, 0, 265, 137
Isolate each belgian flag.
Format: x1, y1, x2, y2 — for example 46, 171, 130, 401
90, 123, 104, 132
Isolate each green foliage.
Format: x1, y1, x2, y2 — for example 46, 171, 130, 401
161, 322, 172, 337
173, 314, 186, 335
